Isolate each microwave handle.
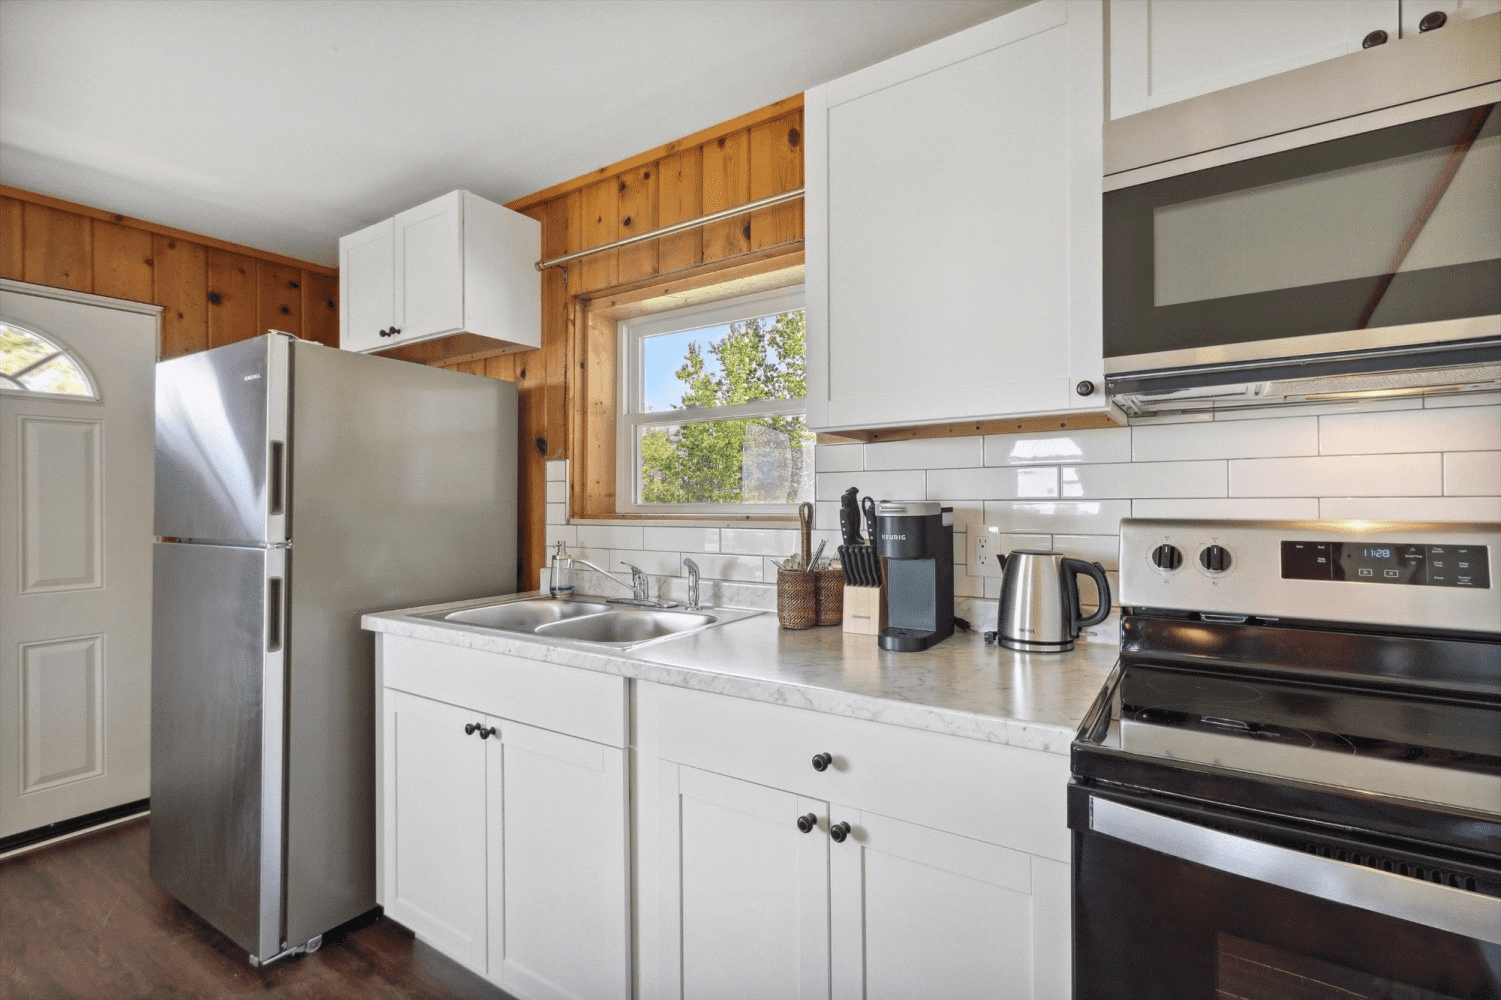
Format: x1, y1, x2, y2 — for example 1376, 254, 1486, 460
1089, 795, 1501, 945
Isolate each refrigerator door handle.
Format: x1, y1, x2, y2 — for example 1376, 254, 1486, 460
269, 441, 285, 517
267, 577, 284, 653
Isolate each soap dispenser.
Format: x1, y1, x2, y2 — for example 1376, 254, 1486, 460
548, 541, 574, 599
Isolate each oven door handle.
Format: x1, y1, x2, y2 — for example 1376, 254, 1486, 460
1090, 795, 1501, 946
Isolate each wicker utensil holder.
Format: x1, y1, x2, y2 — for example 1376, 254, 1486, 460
777, 569, 816, 629
815, 568, 844, 625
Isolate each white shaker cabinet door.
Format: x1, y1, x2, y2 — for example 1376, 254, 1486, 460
394, 192, 465, 342
487, 720, 630, 1000
381, 689, 489, 975
658, 764, 831, 1000
805, 0, 1107, 432
1108, 0, 1401, 120
338, 217, 395, 353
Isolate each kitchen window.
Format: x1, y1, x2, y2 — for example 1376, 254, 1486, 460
616, 286, 810, 514
0, 322, 97, 399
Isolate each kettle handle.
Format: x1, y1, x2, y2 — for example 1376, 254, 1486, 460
1061, 557, 1111, 633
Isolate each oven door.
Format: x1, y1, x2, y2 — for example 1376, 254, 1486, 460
1070, 785, 1501, 999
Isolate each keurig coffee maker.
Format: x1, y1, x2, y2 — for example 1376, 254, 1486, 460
874, 501, 954, 651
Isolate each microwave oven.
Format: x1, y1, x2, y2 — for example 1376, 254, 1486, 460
1103, 14, 1501, 416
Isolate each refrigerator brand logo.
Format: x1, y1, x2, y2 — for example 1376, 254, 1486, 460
243, 373, 262, 381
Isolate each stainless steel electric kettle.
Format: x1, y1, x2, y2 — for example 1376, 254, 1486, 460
995, 549, 1111, 652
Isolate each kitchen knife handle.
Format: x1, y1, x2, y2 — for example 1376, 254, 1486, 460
861, 496, 878, 544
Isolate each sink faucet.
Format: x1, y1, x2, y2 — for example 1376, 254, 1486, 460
564, 555, 677, 608
683, 558, 700, 611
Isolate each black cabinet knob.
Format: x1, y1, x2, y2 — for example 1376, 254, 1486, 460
478, 725, 497, 740
1362, 28, 1388, 47
1151, 543, 1183, 571
796, 813, 818, 833
1199, 544, 1232, 573
1419, 10, 1447, 31
464, 722, 480, 736
1075, 380, 1096, 397
829, 821, 851, 843
390, 326, 401, 336
811, 752, 833, 772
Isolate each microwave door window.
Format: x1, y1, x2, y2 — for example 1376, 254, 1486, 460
1104, 103, 1501, 361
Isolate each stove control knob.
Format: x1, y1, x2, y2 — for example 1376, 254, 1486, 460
1151, 544, 1183, 571
1199, 544, 1232, 573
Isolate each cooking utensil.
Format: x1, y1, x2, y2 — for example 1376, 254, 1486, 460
806, 538, 826, 572
840, 487, 864, 546
995, 548, 1110, 653
799, 502, 813, 569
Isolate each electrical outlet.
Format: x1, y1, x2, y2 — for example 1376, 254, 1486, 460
973, 526, 1003, 577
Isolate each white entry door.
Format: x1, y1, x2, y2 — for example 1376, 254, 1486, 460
0, 280, 160, 839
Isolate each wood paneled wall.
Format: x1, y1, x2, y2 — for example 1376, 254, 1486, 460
443, 95, 806, 588
0, 187, 338, 357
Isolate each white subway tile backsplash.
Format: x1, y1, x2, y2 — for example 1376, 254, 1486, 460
1230, 454, 1442, 497
815, 443, 864, 473
1062, 461, 1225, 499
1445, 451, 1501, 496
1319, 496, 1501, 521
814, 471, 926, 503
1132, 417, 1317, 461
984, 500, 1131, 535
928, 466, 1059, 501
722, 528, 801, 557
1051, 534, 1120, 570
865, 436, 983, 471
613, 549, 685, 577
1131, 497, 1322, 520
575, 523, 645, 550
984, 426, 1132, 466
544, 523, 578, 550
1319, 406, 1501, 455
546, 480, 567, 503
545, 459, 568, 482
643, 527, 721, 552
690, 554, 766, 582
546, 502, 567, 526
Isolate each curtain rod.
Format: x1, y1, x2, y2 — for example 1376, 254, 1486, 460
535, 188, 805, 271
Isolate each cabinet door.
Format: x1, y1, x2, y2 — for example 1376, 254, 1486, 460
339, 217, 395, 353
1400, 0, 1501, 35
394, 191, 465, 342
1108, 0, 1400, 120
658, 764, 831, 1000
829, 809, 1072, 1000
381, 689, 488, 974
487, 720, 630, 1000
805, 1, 1106, 432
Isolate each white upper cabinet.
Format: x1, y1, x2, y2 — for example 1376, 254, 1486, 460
1108, 0, 1501, 120
339, 190, 541, 357
804, 1, 1111, 433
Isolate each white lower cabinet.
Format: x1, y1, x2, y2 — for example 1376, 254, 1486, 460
377, 637, 630, 1000
638, 682, 1072, 1000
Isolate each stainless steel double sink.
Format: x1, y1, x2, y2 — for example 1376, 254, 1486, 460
418, 596, 759, 650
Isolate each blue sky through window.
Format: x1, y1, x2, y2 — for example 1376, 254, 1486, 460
642, 323, 730, 412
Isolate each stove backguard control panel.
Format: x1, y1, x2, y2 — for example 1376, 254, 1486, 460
1282, 540, 1491, 588
1120, 519, 1501, 632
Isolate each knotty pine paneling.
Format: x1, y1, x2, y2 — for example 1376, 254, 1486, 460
154, 236, 209, 358
1, 197, 23, 280
91, 221, 155, 302
616, 167, 659, 284
579, 178, 620, 295
258, 261, 303, 336
749, 112, 803, 251
206, 249, 258, 348
23, 203, 91, 292
657, 149, 704, 273
303, 271, 340, 348
701, 129, 751, 262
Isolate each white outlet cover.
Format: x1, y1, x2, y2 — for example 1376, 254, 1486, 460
973, 526, 1003, 577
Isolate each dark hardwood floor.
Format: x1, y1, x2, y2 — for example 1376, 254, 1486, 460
1, 817, 518, 1000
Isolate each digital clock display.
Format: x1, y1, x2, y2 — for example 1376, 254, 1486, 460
1281, 540, 1490, 588
1362, 546, 1393, 561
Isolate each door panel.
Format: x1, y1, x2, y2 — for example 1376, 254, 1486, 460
148, 540, 284, 959
153, 334, 287, 544
0, 283, 157, 838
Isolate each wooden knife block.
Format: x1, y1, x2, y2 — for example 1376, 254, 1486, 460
842, 584, 886, 635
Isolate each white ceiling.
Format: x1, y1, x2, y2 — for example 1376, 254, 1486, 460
0, 0, 1024, 267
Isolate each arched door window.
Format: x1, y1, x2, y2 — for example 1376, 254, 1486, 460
0, 321, 99, 399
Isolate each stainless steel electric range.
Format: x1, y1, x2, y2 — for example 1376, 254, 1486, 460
1070, 519, 1500, 1000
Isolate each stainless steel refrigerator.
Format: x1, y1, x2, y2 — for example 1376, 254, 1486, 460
150, 332, 516, 964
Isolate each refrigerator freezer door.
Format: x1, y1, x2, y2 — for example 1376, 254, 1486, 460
149, 541, 287, 962
155, 335, 289, 544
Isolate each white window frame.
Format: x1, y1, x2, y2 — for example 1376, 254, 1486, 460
0, 319, 101, 401
617, 285, 808, 516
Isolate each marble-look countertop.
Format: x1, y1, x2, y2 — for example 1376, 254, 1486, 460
363, 593, 1121, 756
